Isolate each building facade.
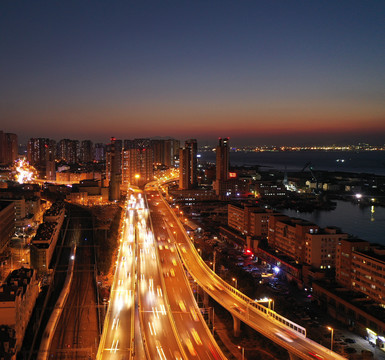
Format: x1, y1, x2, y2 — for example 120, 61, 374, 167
0, 201, 15, 253
214, 137, 230, 196
304, 227, 348, 269
30, 202, 65, 271
80, 140, 93, 163
0, 131, 18, 166
106, 138, 121, 201
57, 139, 79, 164
336, 238, 370, 289
0, 268, 39, 353
179, 139, 197, 190
227, 203, 273, 238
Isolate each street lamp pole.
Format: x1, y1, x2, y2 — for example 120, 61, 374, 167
232, 277, 237, 289
135, 174, 140, 187
213, 250, 216, 273
327, 326, 334, 351
238, 346, 244, 360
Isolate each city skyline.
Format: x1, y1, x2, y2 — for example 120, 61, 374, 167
1, 1, 385, 146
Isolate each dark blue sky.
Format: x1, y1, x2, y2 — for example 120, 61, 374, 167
1, 0, 385, 145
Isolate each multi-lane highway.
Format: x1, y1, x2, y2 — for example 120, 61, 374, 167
98, 189, 224, 360
136, 192, 183, 360
151, 178, 347, 360
97, 194, 136, 359
96, 180, 346, 360
146, 188, 226, 360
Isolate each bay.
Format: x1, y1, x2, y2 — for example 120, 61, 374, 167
198, 150, 385, 246
281, 201, 385, 246
199, 150, 385, 176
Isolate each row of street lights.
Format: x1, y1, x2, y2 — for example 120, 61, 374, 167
169, 190, 338, 357
172, 196, 338, 357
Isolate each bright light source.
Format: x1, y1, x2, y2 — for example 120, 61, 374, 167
273, 266, 280, 274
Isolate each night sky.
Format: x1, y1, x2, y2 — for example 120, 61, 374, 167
1, 1, 385, 146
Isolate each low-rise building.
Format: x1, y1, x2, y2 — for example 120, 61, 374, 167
336, 238, 370, 289
252, 181, 287, 198
304, 227, 348, 269
213, 178, 251, 198
268, 216, 319, 263
43, 201, 65, 223
66, 180, 109, 205
227, 202, 276, 238
351, 245, 385, 304
30, 202, 65, 271
0, 325, 16, 360
0, 201, 15, 253
313, 280, 385, 350
0, 268, 39, 354
169, 188, 217, 202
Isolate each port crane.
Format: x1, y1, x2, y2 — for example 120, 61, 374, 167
301, 161, 320, 192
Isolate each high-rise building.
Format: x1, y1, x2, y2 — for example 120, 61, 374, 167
80, 140, 93, 163
166, 139, 180, 167
137, 147, 153, 186
0, 131, 18, 165
94, 143, 106, 162
57, 139, 79, 164
179, 148, 190, 190
216, 137, 229, 181
122, 139, 153, 188
150, 139, 180, 167
27, 138, 56, 178
151, 139, 165, 166
179, 139, 197, 190
122, 148, 138, 188
213, 137, 231, 196
45, 139, 56, 181
27, 138, 50, 166
107, 137, 121, 201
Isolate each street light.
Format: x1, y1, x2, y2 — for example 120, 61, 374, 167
255, 297, 274, 311
232, 277, 237, 289
135, 174, 140, 187
327, 326, 334, 351
237, 346, 244, 360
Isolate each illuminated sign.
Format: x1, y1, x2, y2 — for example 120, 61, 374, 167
229, 172, 237, 178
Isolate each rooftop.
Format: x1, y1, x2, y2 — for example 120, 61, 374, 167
315, 280, 385, 322
33, 221, 57, 241
355, 245, 385, 263
44, 201, 65, 217
279, 217, 318, 228
0, 267, 34, 302
0, 325, 16, 358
